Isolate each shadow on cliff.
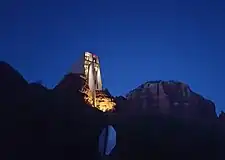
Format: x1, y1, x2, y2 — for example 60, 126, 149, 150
113, 95, 225, 160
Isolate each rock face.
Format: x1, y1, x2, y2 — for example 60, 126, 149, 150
95, 89, 116, 112
0, 61, 28, 106
2, 61, 225, 160
55, 73, 116, 112
117, 80, 217, 122
0, 62, 105, 160
114, 82, 222, 160
218, 111, 225, 131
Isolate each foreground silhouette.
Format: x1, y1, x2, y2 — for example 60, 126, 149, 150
0, 62, 106, 160
0, 61, 225, 160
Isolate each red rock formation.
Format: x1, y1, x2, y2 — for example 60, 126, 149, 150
122, 80, 217, 121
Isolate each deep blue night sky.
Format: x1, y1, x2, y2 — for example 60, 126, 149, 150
1, 0, 225, 113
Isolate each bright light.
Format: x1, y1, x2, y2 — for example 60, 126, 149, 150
79, 52, 115, 112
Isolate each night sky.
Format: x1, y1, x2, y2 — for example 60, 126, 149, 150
1, 0, 225, 113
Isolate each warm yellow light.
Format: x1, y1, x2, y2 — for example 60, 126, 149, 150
79, 52, 115, 112
80, 81, 116, 112
95, 94, 116, 112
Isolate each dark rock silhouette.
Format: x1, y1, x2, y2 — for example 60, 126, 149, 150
114, 81, 224, 160
0, 62, 106, 160
1, 61, 225, 160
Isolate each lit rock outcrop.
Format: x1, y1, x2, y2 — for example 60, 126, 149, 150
80, 76, 116, 112
55, 73, 116, 112
70, 52, 116, 112
95, 90, 116, 112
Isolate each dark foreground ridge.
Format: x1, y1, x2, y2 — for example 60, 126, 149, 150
0, 61, 225, 160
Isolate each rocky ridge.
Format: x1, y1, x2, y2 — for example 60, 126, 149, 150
0, 61, 106, 160
116, 81, 217, 122
1, 61, 225, 160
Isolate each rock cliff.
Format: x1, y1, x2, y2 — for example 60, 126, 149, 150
0, 61, 105, 160
1, 61, 225, 160
116, 80, 217, 122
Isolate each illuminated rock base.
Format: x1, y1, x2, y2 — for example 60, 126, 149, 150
72, 52, 116, 112
80, 76, 116, 112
